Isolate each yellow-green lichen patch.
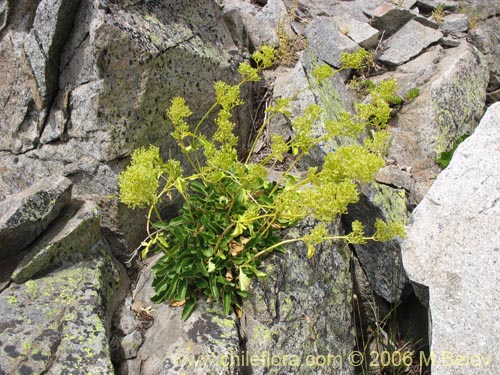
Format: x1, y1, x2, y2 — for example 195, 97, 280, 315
5, 295, 19, 305
24, 280, 39, 299
0, 241, 125, 374
372, 183, 408, 225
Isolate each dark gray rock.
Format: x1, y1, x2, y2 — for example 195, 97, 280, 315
463, 0, 500, 20
23, 0, 80, 103
402, 103, 500, 375
0, 0, 8, 32
375, 165, 414, 192
222, 0, 279, 50
343, 183, 410, 303
241, 219, 355, 375
378, 20, 442, 66
416, 0, 458, 12
120, 330, 143, 360
0, 240, 129, 375
0, 0, 252, 254
0, 176, 72, 258
440, 35, 461, 47
371, 2, 416, 36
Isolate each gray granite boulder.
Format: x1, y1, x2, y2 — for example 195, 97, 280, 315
441, 13, 468, 34
468, 16, 500, 102
0, 176, 72, 258
402, 102, 500, 375
333, 16, 381, 49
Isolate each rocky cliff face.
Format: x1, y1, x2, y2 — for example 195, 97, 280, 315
0, 0, 499, 374
0, 0, 253, 254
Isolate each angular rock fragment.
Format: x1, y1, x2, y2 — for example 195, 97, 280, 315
441, 13, 468, 33
242, 219, 355, 374
0, 176, 72, 258
383, 42, 489, 200
122, 263, 240, 375
343, 183, 410, 303
11, 199, 101, 283
416, 0, 458, 12
334, 16, 381, 49
378, 19, 442, 66
305, 16, 359, 68
371, 2, 416, 36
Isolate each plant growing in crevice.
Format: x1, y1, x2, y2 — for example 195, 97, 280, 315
436, 133, 469, 169
119, 46, 405, 320
353, 296, 429, 375
275, 18, 307, 67
431, 4, 446, 24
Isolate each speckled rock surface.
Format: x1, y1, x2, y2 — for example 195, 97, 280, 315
0, 176, 72, 258
402, 103, 500, 374
0, 0, 249, 253
11, 199, 101, 283
378, 20, 442, 66
371, 2, 416, 37
121, 262, 240, 375
469, 16, 500, 102
305, 17, 359, 68
241, 219, 355, 375
381, 42, 489, 202
0, 240, 129, 375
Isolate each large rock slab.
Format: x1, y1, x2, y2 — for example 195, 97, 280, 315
469, 16, 500, 99
0, 0, 251, 253
333, 16, 380, 49
241, 219, 355, 375
378, 19, 442, 66
0, 240, 129, 375
0, 176, 72, 258
402, 103, 500, 374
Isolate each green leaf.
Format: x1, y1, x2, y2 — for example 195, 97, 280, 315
250, 266, 267, 278
190, 180, 207, 194
201, 247, 214, 257
238, 268, 251, 291
182, 298, 197, 320
209, 276, 219, 300
178, 278, 188, 300
223, 291, 232, 316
